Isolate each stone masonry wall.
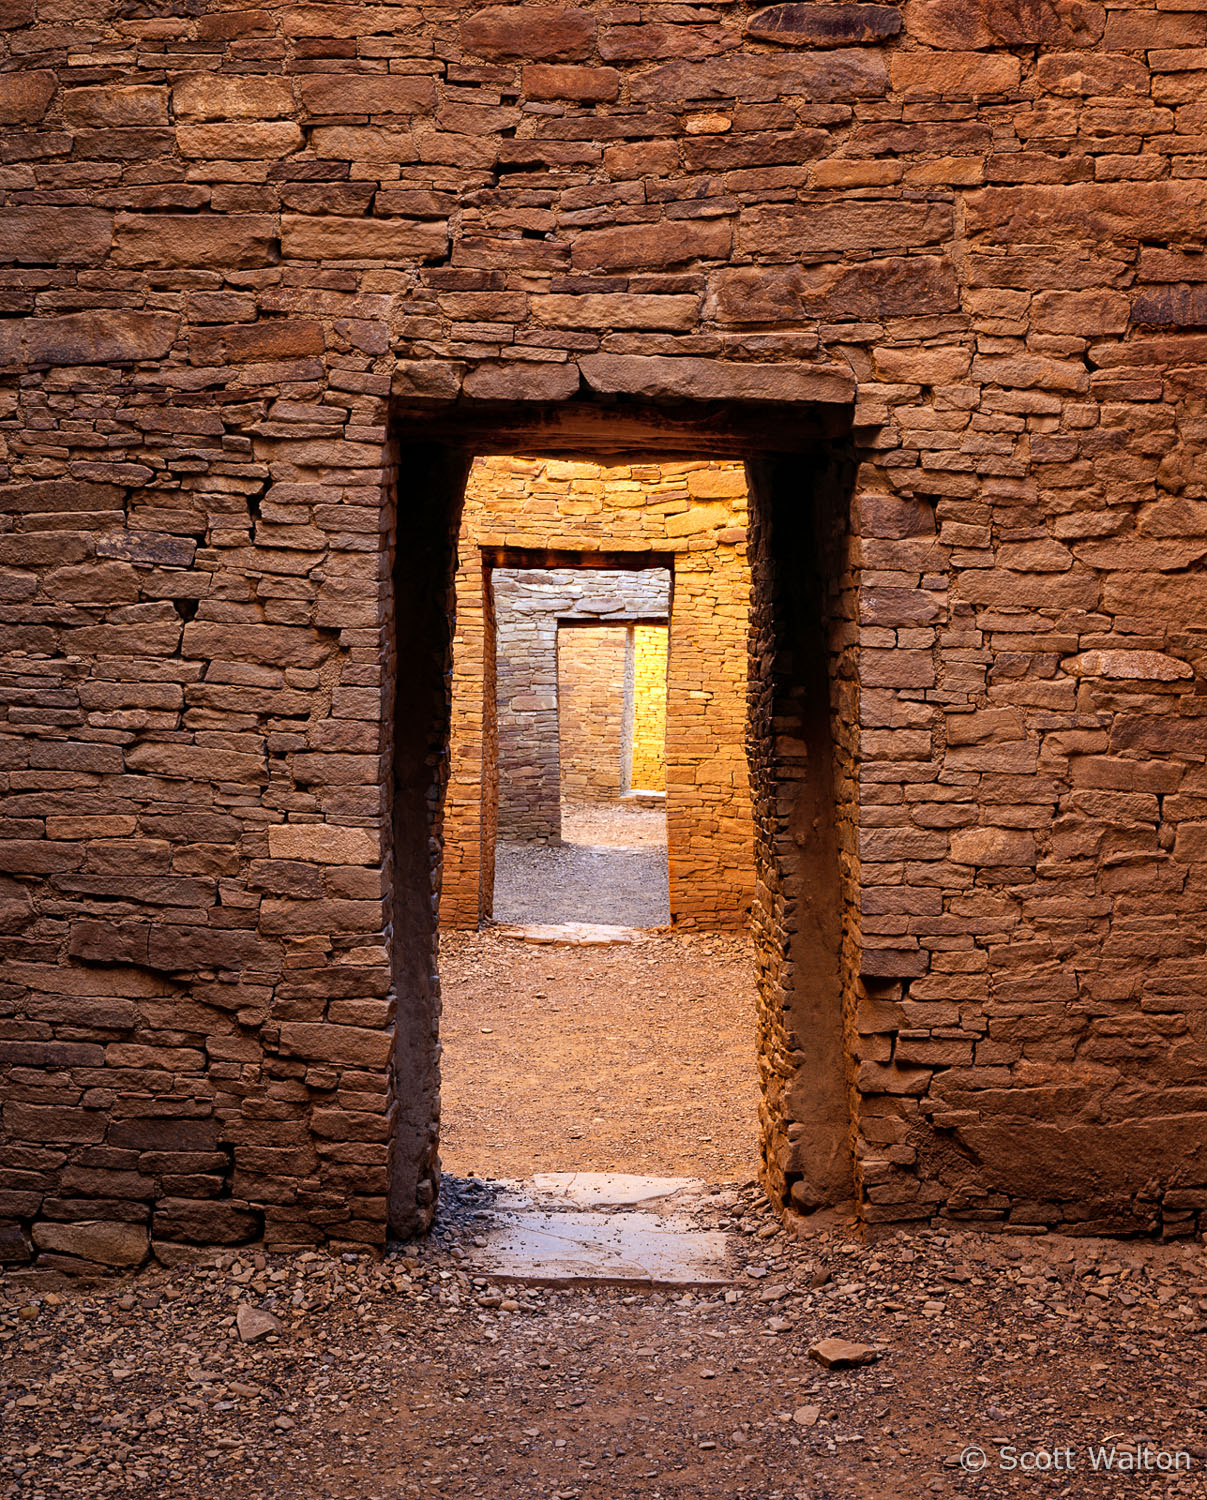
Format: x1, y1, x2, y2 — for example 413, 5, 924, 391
441, 456, 754, 928
556, 622, 630, 804
488, 565, 669, 842
3, 0, 1207, 1264
629, 624, 669, 794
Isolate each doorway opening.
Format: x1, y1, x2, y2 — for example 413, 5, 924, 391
490, 559, 673, 929
389, 403, 855, 1239
437, 455, 759, 1183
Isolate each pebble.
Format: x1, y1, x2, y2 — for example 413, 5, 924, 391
808, 1338, 881, 1369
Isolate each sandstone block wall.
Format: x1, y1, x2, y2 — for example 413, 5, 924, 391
628, 624, 669, 794
441, 456, 755, 928
488, 565, 670, 841
3, 0, 1207, 1264
557, 624, 632, 804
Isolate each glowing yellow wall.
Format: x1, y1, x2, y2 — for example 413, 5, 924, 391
629, 624, 667, 793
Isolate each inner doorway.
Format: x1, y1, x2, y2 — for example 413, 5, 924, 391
491, 561, 672, 929
437, 454, 761, 1185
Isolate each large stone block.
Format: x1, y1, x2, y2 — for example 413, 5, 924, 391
966, 183, 1207, 243
904, 0, 1104, 48
31, 1221, 148, 1267
152, 1199, 259, 1246
281, 214, 448, 261
630, 52, 888, 103
278, 1021, 393, 1068
953, 1117, 1207, 1200
182, 620, 331, 668
891, 51, 1021, 96
112, 213, 278, 269
298, 74, 437, 114
125, 742, 266, 783
531, 293, 700, 330
522, 64, 620, 101
461, 361, 581, 401
146, 924, 281, 973
309, 127, 417, 163
709, 256, 959, 322
171, 73, 295, 120
1036, 52, 1149, 98
0, 69, 55, 123
741, 201, 953, 256
176, 121, 304, 159
571, 218, 732, 271
747, 4, 902, 46
5, 1104, 105, 1144
267, 824, 380, 864
23, 311, 179, 366
949, 827, 1036, 866
1130, 287, 1207, 331
580, 354, 855, 403
461, 6, 596, 60
0, 207, 112, 266
62, 84, 169, 126
188, 318, 323, 364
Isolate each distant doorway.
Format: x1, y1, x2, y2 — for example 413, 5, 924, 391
488, 564, 672, 928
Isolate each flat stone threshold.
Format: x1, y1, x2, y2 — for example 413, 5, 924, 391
493, 921, 666, 945
461, 1173, 733, 1288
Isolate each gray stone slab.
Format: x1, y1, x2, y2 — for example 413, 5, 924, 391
527, 1172, 705, 1208
466, 1207, 734, 1288
493, 921, 646, 945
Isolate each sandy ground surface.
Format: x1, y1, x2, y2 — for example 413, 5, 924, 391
492, 841, 670, 928
561, 801, 668, 848
437, 929, 760, 1182
8, 835, 1206, 1499
5, 1193, 1207, 1500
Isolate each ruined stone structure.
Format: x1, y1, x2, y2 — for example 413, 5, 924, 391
478, 563, 670, 847
441, 456, 754, 928
466, 564, 671, 842
557, 618, 669, 799
3, 0, 1207, 1269
628, 624, 669, 794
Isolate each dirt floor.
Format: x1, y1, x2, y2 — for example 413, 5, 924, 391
438, 928, 760, 1182
5, 1197, 1207, 1500
491, 803, 671, 928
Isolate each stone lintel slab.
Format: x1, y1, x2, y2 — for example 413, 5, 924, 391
580, 354, 856, 405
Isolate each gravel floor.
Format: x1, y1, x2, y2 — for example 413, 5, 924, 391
492, 844, 669, 929
5, 1191, 1207, 1500
491, 801, 670, 929
560, 801, 668, 849
438, 929, 760, 1182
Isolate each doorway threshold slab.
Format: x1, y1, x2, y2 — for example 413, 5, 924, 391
526, 1172, 705, 1209
465, 1207, 734, 1289
493, 921, 654, 945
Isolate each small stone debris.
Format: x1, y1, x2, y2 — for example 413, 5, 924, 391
236, 1305, 284, 1344
807, 1338, 881, 1369
4, 1200, 1207, 1500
